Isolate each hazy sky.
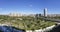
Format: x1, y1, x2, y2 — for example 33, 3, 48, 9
0, 0, 60, 14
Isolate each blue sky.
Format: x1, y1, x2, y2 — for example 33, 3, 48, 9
0, 0, 60, 14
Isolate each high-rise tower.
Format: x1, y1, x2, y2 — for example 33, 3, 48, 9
44, 8, 47, 17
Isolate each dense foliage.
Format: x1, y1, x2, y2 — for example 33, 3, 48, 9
0, 15, 56, 30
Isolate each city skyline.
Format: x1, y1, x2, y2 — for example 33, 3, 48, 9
0, 0, 60, 14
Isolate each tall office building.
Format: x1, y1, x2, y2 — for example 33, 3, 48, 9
44, 8, 47, 17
